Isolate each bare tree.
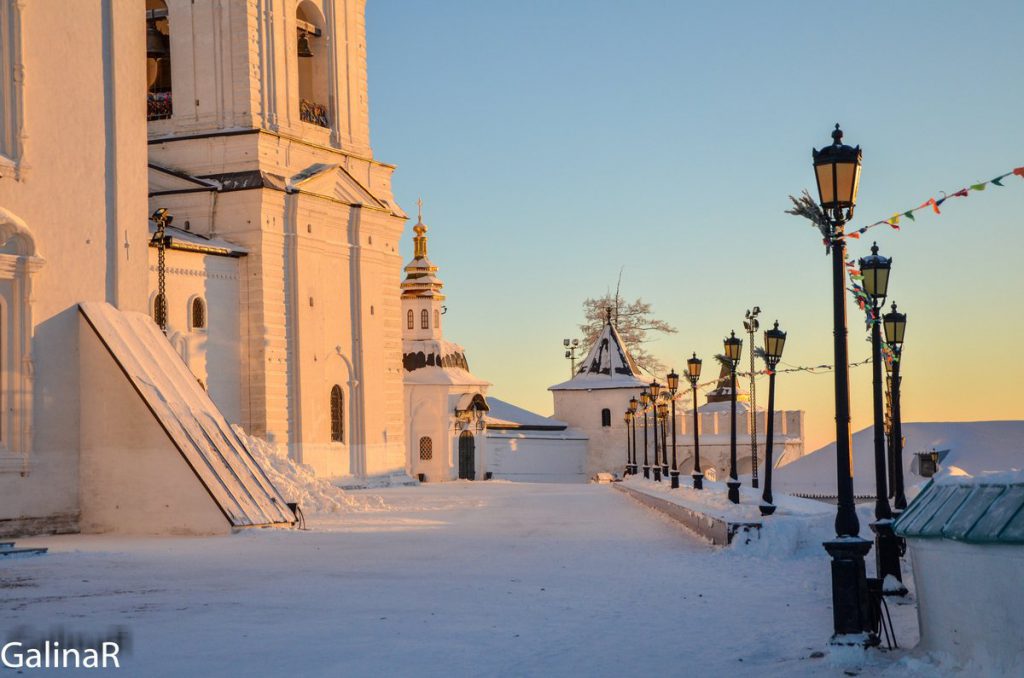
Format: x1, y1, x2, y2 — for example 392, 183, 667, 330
578, 276, 677, 375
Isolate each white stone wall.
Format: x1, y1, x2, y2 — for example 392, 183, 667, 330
0, 0, 148, 533
908, 538, 1024, 675
485, 433, 587, 483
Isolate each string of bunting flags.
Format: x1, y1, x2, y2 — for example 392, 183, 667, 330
635, 357, 873, 414
840, 164, 1024, 240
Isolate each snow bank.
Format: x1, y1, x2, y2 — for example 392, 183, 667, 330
234, 427, 388, 514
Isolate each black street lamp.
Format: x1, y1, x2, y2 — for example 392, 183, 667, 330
640, 390, 651, 479
859, 244, 905, 591
649, 381, 663, 481
628, 397, 640, 475
760, 321, 787, 516
658, 401, 669, 481
723, 331, 743, 504
812, 124, 877, 645
687, 353, 704, 489
624, 411, 634, 476
884, 302, 908, 511
667, 369, 681, 488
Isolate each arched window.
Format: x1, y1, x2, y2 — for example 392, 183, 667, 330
190, 297, 206, 330
601, 408, 612, 427
419, 437, 433, 461
152, 293, 167, 328
296, 2, 329, 128
145, 0, 172, 121
330, 385, 344, 442
434, 309, 440, 330
420, 309, 429, 329
407, 309, 414, 330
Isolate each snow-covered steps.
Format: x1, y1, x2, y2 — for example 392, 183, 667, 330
0, 541, 47, 559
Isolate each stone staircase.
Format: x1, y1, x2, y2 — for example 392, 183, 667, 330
0, 540, 48, 559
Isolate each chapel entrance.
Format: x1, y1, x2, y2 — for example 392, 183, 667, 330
458, 431, 475, 480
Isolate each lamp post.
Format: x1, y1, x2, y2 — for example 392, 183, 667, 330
563, 338, 581, 377
859, 244, 905, 591
628, 397, 639, 475
624, 411, 634, 476
649, 381, 663, 482
744, 307, 762, 488
640, 390, 651, 479
812, 124, 877, 645
658, 400, 669, 481
723, 331, 743, 504
760, 321, 786, 516
667, 369, 680, 488
686, 354, 704, 490
884, 302, 908, 512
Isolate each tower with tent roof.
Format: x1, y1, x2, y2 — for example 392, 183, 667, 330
549, 311, 648, 476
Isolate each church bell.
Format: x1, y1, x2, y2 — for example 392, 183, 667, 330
298, 33, 314, 58
146, 21, 169, 59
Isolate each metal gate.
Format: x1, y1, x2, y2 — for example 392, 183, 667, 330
458, 431, 475, 480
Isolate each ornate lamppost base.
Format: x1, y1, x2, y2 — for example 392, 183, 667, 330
870, 520, 908, 596
642, 465, 650, 479
727, 480, 740, 504
653, 467, 662, 482
670, 470, 679, 489
759, 503, 776, 516
823, 537, 879, 646
661, 464, 670, 477
691, 473, 703, 490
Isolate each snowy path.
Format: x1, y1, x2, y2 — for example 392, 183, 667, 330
4, 483, 918, 677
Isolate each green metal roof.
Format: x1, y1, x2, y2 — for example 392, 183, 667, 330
895, 479, 1024, 544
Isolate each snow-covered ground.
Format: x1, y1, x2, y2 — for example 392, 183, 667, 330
4, 482, 948, 677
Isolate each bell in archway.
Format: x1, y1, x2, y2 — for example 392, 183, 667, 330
298, 32, 314, 58
146, 21, 169, 59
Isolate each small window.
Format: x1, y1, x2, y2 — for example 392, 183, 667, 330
407, 309, 414, 330
601, 408, 612, 427
330, 385, 344, 443
419, 436, 433, 461
153, 293, 167, 328
190, 297, 206, 330
420, 309, 429, 329
434, 309, 440, 329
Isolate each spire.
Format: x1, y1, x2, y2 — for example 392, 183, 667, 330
413, 197, 428, 259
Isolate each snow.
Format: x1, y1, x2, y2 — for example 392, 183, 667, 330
4, 482, 947, 676
484, 397, 571, 429
775, 420, 1024, 496
235, 427, 388, 514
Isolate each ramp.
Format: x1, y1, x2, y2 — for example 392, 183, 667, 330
79, 302, 294, 531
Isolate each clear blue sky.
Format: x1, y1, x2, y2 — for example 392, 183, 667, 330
366, 1, 1024, 451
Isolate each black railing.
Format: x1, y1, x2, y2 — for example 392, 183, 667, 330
147, 91, 172, 121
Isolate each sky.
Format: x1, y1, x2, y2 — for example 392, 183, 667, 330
365, 0, 1024, 453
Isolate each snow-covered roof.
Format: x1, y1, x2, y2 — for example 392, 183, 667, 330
774, 420, 1024, 497
895, 468, 1024, 544
485, 397, 570, 431
79, 302, 294, 527
148, 222, 247, 257
404, 366, 490, 387
549, 319, 647, 391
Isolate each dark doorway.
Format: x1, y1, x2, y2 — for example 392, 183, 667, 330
458, 431, 475, 480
